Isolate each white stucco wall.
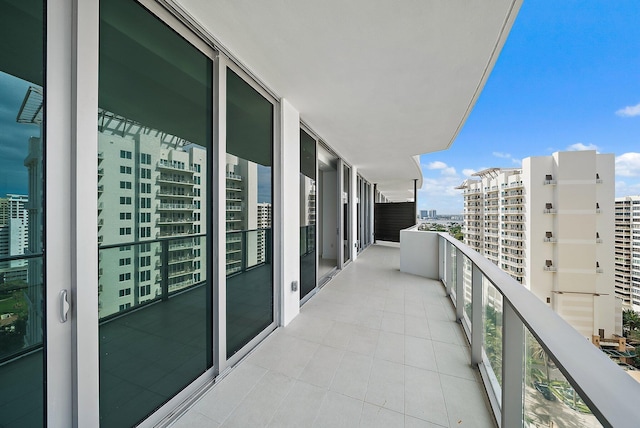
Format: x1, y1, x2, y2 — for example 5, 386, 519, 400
400, 228, 439, 279
279, 99, 300, 326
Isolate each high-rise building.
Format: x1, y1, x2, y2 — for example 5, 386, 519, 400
0, 195, 29, 284
458, 150, 620, 339
97, 110, 207, 318
615, 196, 640, 311
257, 203, 272, 229
225, 155, 266, 274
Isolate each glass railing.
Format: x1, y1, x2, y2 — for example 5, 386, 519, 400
434, 232, 638, 427
0, 254, 44, 364
98, 235, 206, 321
225, 229, 272, 277
300, 225, 315, 257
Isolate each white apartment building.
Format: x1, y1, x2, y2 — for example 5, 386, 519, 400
458, 150, 619, 339
97, 111, 207, 318
225, 156, 263, 274
615, 196, 640, 310
257, 203, 272, 229
0, 195, 29, 257
0, 195, 30, 285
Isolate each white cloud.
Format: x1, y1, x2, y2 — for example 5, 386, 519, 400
616, 152, 640, 177
615, 180, 640, 198
426, 161, 448, 170
616, 102, 640, 117
492, 151, 512, 159
442, 167, 457, 176
462, 168, 477, 177
566, 143, 598, 151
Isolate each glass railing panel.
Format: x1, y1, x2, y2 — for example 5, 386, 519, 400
300, 225, 316, 299
450, 243, 458, 299
483, 279, 503, 392
462, 255, 473, 330
524, 328, 602, 427
98, 238, 209, 427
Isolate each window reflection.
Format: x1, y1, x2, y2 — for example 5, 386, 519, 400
98, 0, 212, 426
0, 1, 45, 425
300, 129, 316, 299
226, 69, 274, 357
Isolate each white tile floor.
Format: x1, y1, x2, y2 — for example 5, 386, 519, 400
170, 244, 495, 428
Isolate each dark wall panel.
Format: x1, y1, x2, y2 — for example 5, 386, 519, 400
374, 202, 416, 242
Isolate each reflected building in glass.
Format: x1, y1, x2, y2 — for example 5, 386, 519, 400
225, 156, 271, 275
97, 110, 207, 318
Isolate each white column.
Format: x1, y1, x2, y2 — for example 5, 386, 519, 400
279, 99, 300, 325
350, 166, 358, 261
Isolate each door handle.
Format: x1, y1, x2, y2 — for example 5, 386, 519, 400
59, 289, 70, 323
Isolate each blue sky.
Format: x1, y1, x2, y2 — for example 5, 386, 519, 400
0, 71, 39, 197
418, 0, 640, 214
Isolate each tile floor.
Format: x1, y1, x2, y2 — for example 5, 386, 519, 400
170, 243, 495, 428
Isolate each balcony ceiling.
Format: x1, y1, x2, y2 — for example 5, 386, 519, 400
177, 0, 522, 200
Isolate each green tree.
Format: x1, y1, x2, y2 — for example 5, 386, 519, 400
623, 309, 640, 336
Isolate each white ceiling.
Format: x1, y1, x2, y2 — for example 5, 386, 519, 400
176, 0, 522, 201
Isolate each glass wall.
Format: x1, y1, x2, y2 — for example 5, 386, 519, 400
98, 0, 213, 426
300, 129, 317, 300
0, 1, 45, 426
343, 164, 351, 264
226, 68, 274, 358
317, 145, 338, 281
364, 181, 372, 247
357, 175, 363, 253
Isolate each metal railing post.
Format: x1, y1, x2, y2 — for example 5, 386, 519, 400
241, 230, 247, 272
502, 301, 524, 428
161, 239, 169, 301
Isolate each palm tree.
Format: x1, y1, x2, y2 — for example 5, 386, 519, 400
623, 309, 640, 336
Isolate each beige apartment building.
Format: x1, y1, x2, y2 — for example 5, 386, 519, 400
458, 150, 620, 339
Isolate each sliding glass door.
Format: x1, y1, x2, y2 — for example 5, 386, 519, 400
98, 0, 214, 425
300, 129, 317, 301
342, 163, 351, 265
225, 68, 274, 359
0, 1, 46, 426
317, 144, 339, 283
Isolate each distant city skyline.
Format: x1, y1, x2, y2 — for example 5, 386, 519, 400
418, 0, 640, 214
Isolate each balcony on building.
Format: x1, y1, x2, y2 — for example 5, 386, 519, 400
543, 202, 557, 214
6, 0, 640, 427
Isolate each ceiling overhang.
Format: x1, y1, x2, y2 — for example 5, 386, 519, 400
173, 0, 522, 201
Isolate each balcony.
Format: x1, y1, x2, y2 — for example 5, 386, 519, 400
169, 235, 637, 428
158, 159, 194, 172
172, 243, 495, 427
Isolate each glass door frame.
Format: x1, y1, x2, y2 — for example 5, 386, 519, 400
338, 160, 352, 269
62, 1, 221, 426
317, 141, 340, 284
218, 54, 280, 370
299, 124, 318, 306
